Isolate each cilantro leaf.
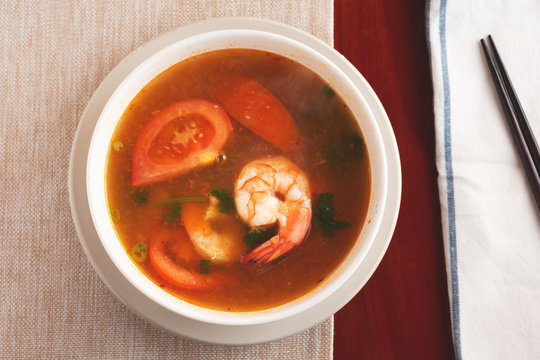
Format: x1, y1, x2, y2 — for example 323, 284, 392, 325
300, 108, 318, 120
313, 193, 350, 237
199, 259, 211, 274
132, 190, 148, 205
244, 230, 262, 247
321, 85, 336, 99
210, 189, 235, 214
243, 226, 278, 249
321, 135, 365, 169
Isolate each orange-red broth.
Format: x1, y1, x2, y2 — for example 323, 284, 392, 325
106, 49, 371, 311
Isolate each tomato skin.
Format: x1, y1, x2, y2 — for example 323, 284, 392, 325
149, 228, 225, 290
131, 99, 232, 186
216, 76, 300, 151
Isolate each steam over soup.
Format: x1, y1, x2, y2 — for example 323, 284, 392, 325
106, 49, 370, 311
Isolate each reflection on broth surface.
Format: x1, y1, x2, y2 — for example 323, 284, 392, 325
106, 49, 370, 311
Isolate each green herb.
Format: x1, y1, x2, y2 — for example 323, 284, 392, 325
243, 227, 277, 249
112, 140, 124, 151
244, 230, 262, 247
226, 153, 240, 159
313, 193, 350, 237
300, 108, 318, 120
111, 208, 121, 222
133, 190, 148, 205
199, 259, 211, 274
321, 135, 365, 168
131, 242, 147, 262
321, 145, 339, 165
321, 85, 336, 99
152, 197, 206, 208
210, 189, 235, 214
165, 204, 182, 224
349, 135, 365, 157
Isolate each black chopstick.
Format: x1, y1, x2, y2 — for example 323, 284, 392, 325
487, 35, 540, 171
480, 35, 540, 212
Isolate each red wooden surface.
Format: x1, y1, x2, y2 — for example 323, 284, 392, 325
333, 1, 456, 359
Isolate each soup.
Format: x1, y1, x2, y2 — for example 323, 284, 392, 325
106, 49, 370, 312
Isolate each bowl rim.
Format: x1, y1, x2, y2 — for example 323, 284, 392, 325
71, 17, 401, 343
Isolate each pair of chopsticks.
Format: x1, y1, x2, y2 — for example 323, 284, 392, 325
481, 35, 540, 212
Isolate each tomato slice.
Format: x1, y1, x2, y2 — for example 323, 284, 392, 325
149, 227, 225, 290
132, 99, 232, 186
216, 76, 300, 151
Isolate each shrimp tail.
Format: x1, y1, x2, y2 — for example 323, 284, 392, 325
240, 235, 295, 269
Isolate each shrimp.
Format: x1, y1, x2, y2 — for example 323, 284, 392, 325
235, 156, 312, 268
182, 195, 246, 263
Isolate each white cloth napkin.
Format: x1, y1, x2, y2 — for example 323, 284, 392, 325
427, 1, 540, 359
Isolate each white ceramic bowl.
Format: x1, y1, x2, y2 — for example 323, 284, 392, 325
85, 18, 396, 331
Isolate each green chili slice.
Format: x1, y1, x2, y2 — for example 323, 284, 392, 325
131, 242, 147, 262
111, 208, 121, 221
112, 140, 124, 151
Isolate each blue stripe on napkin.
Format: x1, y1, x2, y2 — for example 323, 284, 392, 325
427, 0, 463, 357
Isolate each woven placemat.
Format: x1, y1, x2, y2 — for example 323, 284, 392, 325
0, 1, 333, 358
